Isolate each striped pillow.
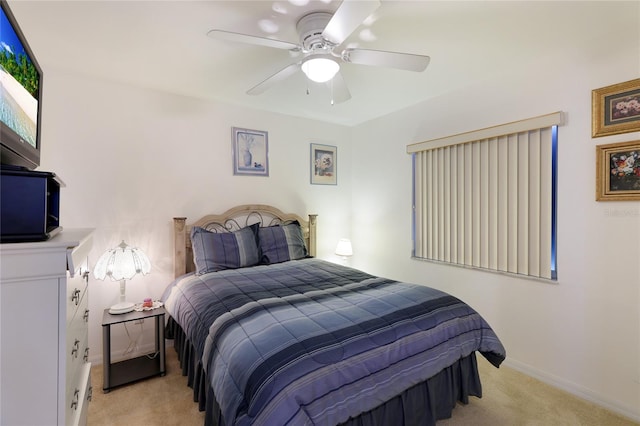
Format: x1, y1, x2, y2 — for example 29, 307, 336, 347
190, 224, 260, 274
258, 221, 308, 264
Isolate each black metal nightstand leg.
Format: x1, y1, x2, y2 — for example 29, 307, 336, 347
102, 324, 111, 393
158, 314, 166, 376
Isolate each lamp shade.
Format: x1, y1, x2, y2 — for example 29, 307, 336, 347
94, 241, 151, 315
301, 55, 340, 83
335, 238, 353, 257
94, 240, 151, 281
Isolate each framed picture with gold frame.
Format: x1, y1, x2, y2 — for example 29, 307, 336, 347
592, 78, 640, 137
596, 140, 640, 201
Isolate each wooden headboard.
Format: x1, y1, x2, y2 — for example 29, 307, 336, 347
173, 204, 317, 278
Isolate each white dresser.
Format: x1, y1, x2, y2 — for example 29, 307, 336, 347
0, 229, 94, 426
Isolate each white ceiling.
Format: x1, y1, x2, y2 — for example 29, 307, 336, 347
7, 0, 633, 126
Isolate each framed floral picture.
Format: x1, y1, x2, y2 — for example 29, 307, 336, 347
592, 78, 640, 137
310, 143, 337, 185
232, 127, 268, 176
596, 140, 640, 201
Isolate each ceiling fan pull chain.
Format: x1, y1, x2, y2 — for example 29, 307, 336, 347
330, 79, 335, 106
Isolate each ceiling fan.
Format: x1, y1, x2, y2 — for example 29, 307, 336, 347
207, 0, 430, 103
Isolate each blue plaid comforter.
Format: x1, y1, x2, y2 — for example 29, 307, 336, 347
163, 258, 506, 426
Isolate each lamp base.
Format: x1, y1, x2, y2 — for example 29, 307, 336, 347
108, 301, 135, 315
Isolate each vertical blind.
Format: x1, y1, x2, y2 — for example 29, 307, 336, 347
407, 112, 562, 280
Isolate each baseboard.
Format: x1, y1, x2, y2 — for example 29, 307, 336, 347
503, 358, 640, 423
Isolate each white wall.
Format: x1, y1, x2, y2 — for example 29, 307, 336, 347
349, 3, 640, 421
38, 69, 352, 364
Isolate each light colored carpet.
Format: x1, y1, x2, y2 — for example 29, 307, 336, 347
89, 349, 205, 425
89, 350, 638, 425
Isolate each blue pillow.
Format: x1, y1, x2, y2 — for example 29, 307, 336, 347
258, 221, 308, 264
190, 223, 260, 274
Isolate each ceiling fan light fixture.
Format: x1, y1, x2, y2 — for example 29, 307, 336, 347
301, 56, 340, 83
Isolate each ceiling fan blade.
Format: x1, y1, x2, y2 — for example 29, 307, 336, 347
342, 48, 430, 72
326, 72, 351, 104
325, 72, 351, 104
322, 0, 381, 46
247, 62, 300, 95
207, 29, 300, 51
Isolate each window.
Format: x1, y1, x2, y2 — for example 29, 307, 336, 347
407, 112, 562, 280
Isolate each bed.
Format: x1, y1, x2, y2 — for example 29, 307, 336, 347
161, 204, 506, 426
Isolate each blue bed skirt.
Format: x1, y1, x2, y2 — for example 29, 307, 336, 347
166, 316, 483, 426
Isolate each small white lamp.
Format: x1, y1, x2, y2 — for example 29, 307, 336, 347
94, 240, 151, 314
335, 238, 353, 262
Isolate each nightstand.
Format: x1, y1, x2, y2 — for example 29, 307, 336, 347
102, 307, 166, 392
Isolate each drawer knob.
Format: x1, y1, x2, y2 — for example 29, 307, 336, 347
84, 347, 90, 362
71, 339, 80, 358
71, 288, 81, 305
71, 389, 79, 410
87, 386, 93, 402
83, 309, 90, 322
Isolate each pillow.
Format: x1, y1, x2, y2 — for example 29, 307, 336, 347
258, 221, 308, 264
190, 223, 260, 274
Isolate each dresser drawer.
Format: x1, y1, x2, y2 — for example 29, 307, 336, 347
65, 351, 89, 425
67, 362, 91, 426
65, 326, 89, 384
66, 263, 89, 326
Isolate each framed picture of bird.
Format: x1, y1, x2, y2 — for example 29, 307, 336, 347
310, 143, 337, 185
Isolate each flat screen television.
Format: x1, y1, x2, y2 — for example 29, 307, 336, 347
0, 0, 42, 170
